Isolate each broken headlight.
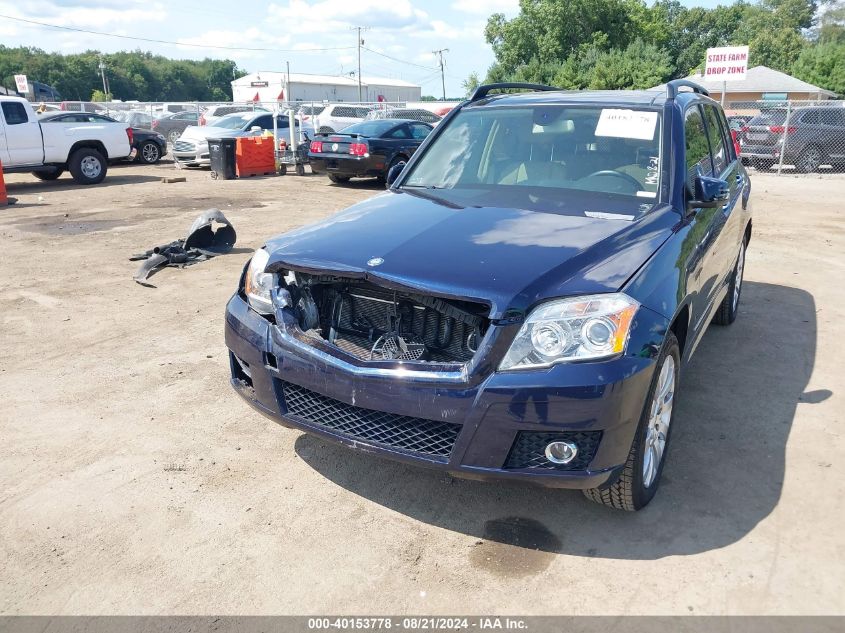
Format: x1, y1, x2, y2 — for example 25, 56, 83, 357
243, 248, 276, 315
499, 293, 639, 371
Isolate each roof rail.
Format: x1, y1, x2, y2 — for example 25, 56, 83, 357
469, 82, 560, 102
666, 79, 710, 99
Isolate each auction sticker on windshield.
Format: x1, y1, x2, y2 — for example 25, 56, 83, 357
595, 109, 658, 140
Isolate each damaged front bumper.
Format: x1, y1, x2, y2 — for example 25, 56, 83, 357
224, 291, 670, 489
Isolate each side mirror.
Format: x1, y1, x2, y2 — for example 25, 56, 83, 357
688, 175, 729, 210
250, 126, 262, 133
386, 161, 407, 187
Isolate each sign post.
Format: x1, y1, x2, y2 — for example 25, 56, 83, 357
14, 74, 28, 96
704, 45, 749, 105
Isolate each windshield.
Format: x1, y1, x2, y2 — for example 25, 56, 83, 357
212, 114, 254, 130
338, 120, 399, 136
403, 105, 663, 209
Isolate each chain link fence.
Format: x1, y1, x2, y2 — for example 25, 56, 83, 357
725, 99, 845, 175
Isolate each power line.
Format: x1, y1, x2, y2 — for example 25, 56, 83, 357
0, 14, 356, 53
361, 46, 438, 71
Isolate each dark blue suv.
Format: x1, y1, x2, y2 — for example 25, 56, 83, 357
225, 81, 752, 511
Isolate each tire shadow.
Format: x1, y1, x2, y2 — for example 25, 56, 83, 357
293, 281, 821, 559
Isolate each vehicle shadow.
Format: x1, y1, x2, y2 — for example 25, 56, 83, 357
294, 281, 822, 559
4, 174, 161, 194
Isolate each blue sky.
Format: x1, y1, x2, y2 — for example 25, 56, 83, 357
0, 0, 727, 98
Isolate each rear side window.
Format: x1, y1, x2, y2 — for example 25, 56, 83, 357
2, 102, 29, 125
819, 109, 844, 126
409, 123, 431, 140
684, 106, 713, 184
703, 105, 729, 173
333, 106, 355, 118
800, 110, 819, 124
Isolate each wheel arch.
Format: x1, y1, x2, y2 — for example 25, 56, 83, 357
69, 140, 108, 161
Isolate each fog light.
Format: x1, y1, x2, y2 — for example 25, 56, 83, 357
545, 441, 578, 464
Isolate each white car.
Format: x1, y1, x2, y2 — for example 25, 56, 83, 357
297, 103, 375, 134
0, 96, 132, 184
199, 104, 269, 127
173, 111, 300, 167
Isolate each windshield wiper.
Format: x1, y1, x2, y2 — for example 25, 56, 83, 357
401, 184, 440, 190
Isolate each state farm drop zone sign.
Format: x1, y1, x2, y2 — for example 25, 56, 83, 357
704, 45, 749, 81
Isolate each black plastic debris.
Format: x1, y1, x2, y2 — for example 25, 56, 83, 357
131, 208, 237, 286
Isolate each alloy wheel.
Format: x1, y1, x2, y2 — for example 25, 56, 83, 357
142, 143, 160, 163
643, 355, 675, 488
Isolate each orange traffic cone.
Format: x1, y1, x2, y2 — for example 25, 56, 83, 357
0, 159, 15, 207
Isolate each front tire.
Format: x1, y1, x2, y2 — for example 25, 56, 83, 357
583, 332, 680, 511
713, 242, 746, 326
138, 141, 162, 164
168, 130, 181, 143
32, 169, 64, 181
68, 148, 107, 185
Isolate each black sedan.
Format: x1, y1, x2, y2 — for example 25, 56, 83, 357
152, 110, 200, 143
130, 127, 167, 164
308, 119, 433, 184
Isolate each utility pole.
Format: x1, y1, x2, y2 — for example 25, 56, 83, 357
98, 59, 110, 100
286, 60, 291, 103
353, 27, 368, 102
433, 48, 449, 101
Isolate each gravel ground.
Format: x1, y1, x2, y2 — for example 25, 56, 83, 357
1, 162, 843, 615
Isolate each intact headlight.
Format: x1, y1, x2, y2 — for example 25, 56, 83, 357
499, 293, 639, 371
243, 248, 276, 315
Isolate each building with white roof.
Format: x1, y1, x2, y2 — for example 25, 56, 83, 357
654, 65, 837, 103
231, 71, 421, 104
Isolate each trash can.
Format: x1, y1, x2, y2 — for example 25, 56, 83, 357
209, 137, 236, 180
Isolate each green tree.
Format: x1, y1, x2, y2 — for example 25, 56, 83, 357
793, 41, 845, 94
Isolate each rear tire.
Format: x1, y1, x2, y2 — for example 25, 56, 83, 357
751, 158, 774, 171
795, 145, 823, 173
713, 241, 746, 326
328, 174, 350, 184
68, 148, 107, 185
32, 169, 63, 181
583, 332, 680, 511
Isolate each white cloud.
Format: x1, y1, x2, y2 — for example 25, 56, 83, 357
267, 0, 428, 35
452, 0, 518, 15
3, 1, 168, 28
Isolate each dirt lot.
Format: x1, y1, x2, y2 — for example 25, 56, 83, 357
1, 162, 843, 615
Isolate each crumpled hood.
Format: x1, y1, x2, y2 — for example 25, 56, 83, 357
265, 190, 678, 319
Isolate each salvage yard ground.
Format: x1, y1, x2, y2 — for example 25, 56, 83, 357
1, 164, 843, 614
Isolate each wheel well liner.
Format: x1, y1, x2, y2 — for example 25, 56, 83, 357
669, 304, 690, 357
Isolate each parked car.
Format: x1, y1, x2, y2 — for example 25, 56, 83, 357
366, 108, 443, 125
0, 98, 132, 184
199, 104, 268, 127
128, 127, 167, 164
739, 106, 845, 172
152, 110, 200, 143
111, 110, 155, 129
297, 103, 375, 134
59, 101, 108, 114
153, 103, 191, 116
726, 115, 750, 132
224, 81, 752, 511
309, 119, 433, 183
173, 111, 299, 167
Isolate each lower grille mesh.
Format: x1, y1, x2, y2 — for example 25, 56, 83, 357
504, 431, 602, 471
278, 380, 461, 460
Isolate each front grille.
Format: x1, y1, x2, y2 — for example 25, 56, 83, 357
504, 431, 602, 471
278, 380, 461, 460
173, 140, 196, 152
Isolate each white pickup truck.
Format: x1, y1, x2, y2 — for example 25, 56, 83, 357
0, 96, 132, 184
